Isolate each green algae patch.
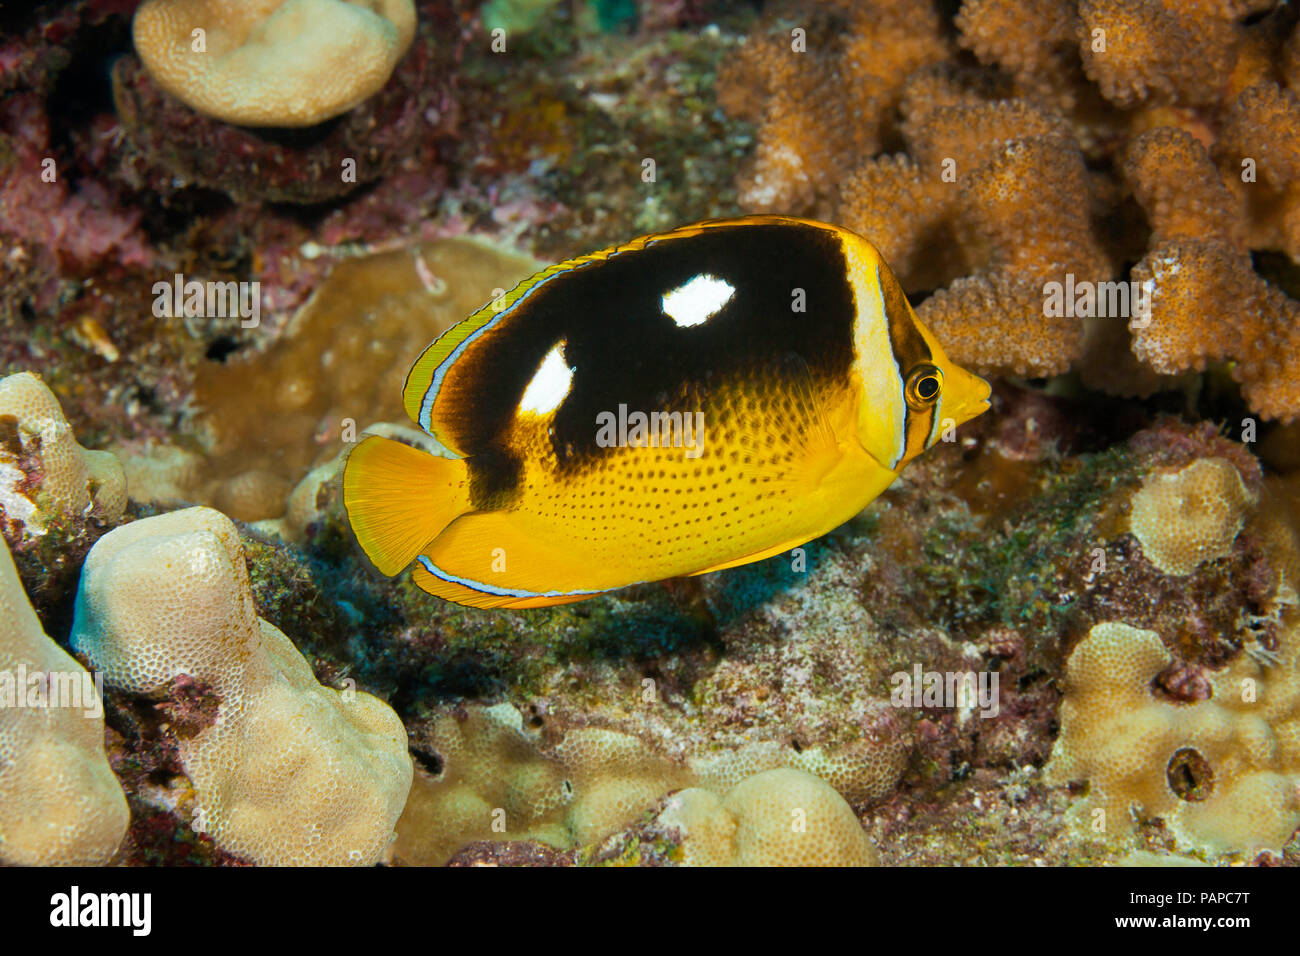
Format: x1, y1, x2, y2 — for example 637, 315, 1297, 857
908, 443, 1143, 642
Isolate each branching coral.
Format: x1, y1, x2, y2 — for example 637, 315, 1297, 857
956, 0, 1082, 103
717, 0, 950, 214
724, 0, 1300, 421
1076, 0, 1245, 108
1125, 126, 1300, 419
132, 0, 417, 127
841, 89, 1111, 377
1215, 82, 1300, 260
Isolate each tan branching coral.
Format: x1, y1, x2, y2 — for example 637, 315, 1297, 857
718, 0, 950, 213
1215, 82, 1300, 259
841, 93, 1110, 377
917, 134, 1112, 377
1126, 126, 1245, 245
1124, 127, 1300, 419
955, 0, 1082, 103
133, 0, 416, 127
727, 2, 1300, 420
1076, 0, 1243, 108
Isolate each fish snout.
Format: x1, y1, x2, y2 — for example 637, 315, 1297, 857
945, 365, 992, 426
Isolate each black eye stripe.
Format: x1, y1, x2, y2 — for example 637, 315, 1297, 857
876, 261, 931, 371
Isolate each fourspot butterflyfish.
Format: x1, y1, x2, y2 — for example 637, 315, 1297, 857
342, 216, 991, 608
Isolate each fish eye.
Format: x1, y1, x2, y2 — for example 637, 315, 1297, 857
905, 365, 942, 409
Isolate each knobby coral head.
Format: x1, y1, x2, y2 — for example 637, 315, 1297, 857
132, 0, 417, 127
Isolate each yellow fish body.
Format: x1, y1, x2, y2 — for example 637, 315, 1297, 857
343, 216, 990, 608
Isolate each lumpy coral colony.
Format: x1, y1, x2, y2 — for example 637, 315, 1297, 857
722, 0, 1300, 423
2, 0, 1300, 866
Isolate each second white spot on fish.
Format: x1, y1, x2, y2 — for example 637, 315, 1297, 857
661, 274, 735, 328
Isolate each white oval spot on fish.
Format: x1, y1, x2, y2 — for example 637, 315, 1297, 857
661, 274, 735, 328
519, 341, 573, 415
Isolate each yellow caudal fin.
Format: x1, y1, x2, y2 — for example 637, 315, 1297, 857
342, 435, 470, 576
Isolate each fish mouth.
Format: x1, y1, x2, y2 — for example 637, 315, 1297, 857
948, 375, 992, 425
950, 401, 989, 427
964, 374, 993, 418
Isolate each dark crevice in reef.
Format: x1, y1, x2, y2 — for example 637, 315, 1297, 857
410, 748, 444, 778
43, 15, 132, 163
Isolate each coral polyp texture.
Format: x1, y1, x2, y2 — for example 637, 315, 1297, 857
1046, 620, 1300, 856
1047, 442, 1300, 858
723, 0, 1300, 422
718, 0, 950, 215
1129, 458, 1257, 575
394, 701, 894, 866
661, 768, 878, 867
6, 0, 1300, 872
395, 705, 693, 864
184, 238, 538, 522
0, 537, 128, 866
1125, 125, 1300, 420
70, 507, 413, 865
132, 0, 417, 127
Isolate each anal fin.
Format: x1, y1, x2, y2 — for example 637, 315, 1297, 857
411, 561, 596, 609
686, 534, 812, 577
411, 512, 620, 608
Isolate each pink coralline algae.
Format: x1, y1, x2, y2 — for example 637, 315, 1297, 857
0, 94, 152, 272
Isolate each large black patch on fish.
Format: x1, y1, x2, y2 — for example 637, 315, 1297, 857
445, 221, 857, 487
